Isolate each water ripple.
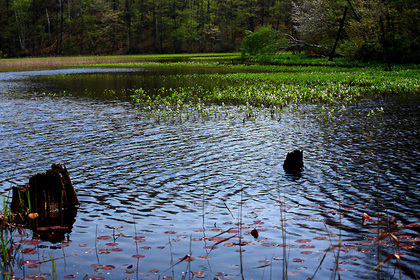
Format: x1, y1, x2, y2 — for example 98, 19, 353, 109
0, 93, 419, 279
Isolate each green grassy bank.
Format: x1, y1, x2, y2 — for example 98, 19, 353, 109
2, 53, 419, 120
0, 53, 238, 72
76, 54, 420, 117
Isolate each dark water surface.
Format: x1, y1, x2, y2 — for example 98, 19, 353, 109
0, 69, 419, 280
0, 67, 243, 100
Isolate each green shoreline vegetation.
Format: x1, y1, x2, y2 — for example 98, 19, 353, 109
1, 52, 419, 123
0, 53, 239, 72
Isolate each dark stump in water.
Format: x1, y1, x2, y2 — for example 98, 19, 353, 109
12, 163, 79, 215
11, 164, 79, 242
283, 150, 304, 174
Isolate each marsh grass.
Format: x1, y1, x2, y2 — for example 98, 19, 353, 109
125, 60, 419, 122
50, 253, 57, 280
0, 228, 10, 274
3, 53, 418, 123
0, 53, 238, 72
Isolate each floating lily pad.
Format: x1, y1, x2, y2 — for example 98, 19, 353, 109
110, 248, 123, 252
295, 239, 311, 243
299, 244, 315, 249
313, 236, 327, 240
97, 236, 112, 240
261, 242, 277, 247
102, 265, 115, 270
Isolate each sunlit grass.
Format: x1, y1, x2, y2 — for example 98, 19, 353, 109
3, 53, 419, 122
126, 63, 419, 122
42, 61, 417, 108
0, 53, 240, 72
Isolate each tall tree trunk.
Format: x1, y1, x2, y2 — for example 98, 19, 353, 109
153, 0, 163, 53
328, 6, 347, 62
153, 2, 157, 52
136, 0, 144, 51
14, 9, 26, 52
112, 0, 118, 51
248, 0, 255, 32
58, 0, 64, 54
345, 0, 361, 22
46, 8, 52, 45
379, 16, 391, 71
125, 0, 132, 53
41, 27, 44, 51
259, 0, 265, 26
76, 0, 94, 53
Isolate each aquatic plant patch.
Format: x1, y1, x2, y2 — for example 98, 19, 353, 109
17, 58, 418, 122
2, 57, 418, 124
126, 64, 419, 122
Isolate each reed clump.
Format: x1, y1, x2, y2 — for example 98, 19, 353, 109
1, 196, 28, 277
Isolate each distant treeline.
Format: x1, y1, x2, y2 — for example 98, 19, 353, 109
0, 0, 419, 62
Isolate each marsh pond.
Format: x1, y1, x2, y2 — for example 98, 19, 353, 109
0, 66, 419, 280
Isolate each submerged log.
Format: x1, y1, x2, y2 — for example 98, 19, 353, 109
11, 164, 79, 217
283, 150, 304, 174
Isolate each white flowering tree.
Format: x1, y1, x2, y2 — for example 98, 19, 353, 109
291, 0, 420, 63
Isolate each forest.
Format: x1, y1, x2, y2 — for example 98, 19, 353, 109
0, 0, 419, 63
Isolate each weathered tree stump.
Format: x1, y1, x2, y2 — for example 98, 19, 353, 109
283, 150, 304, 174
9, 164, 79, 242
11, 164, 79, 217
